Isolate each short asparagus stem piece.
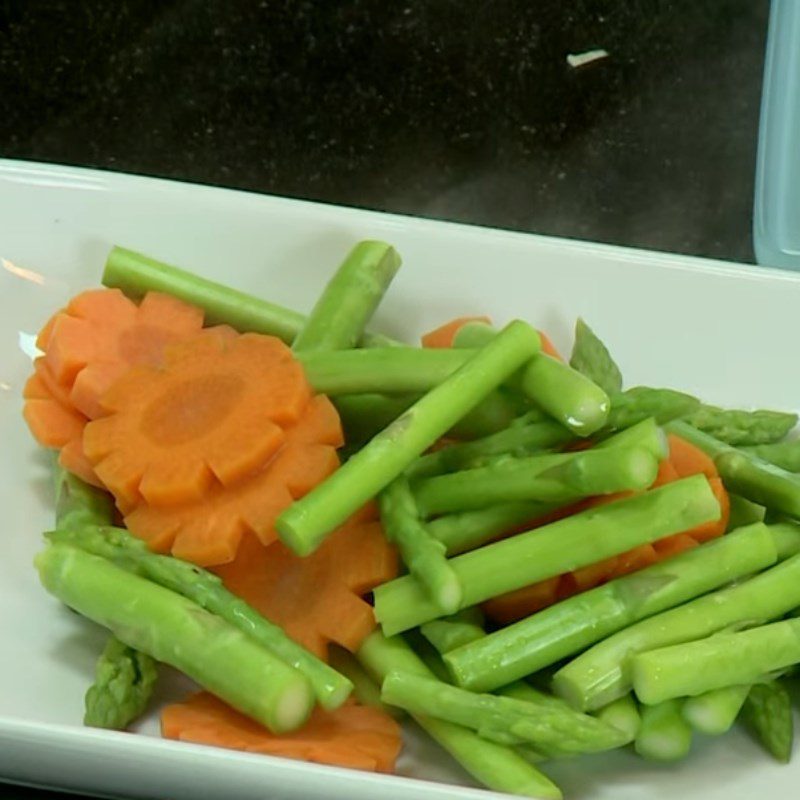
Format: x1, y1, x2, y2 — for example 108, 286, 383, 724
102, 245, 397, 347
379, 477, 462, 614
333, 393, 419, 448
328, 647, 403, 720
569, 318, 623, 396
47, 525, 351, 711
521, 354, 610, 436
742, 681, 794, 763
36, 544, 314, 733
54, 467, 115, 529
412, 445, 659, 517
277, 320, 542, 556
554, 548, 800, 712
685, 405, 798, 446
769, 520, 800, 559
445, 522, 776, 692
727, 494, 766, 531
380, 670, 629, 756
634, 700, 692, 762
682, 685, 750, 735
356, 631, 562, 800
292, 241, 400, 352
631, 618, 800, 705
420, 611, 486, 654
84, 637, 158, 730
595, 695, 641, 742
375, 475, 721, 636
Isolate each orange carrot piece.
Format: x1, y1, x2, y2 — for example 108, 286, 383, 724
537, 331, 563, 361
614, 543, 659, 577
653, 533, 700, 558
162, 693, 402, 773
667, 433, 717, 479
685, 476, 729, 542
214, 511, 398, 659
483, 575, 560, 625
83, 331, 312, 509
570, 555, 619, 592
652, 459, 680, 487
125, 395, 343, 565
420, 316, 492, 348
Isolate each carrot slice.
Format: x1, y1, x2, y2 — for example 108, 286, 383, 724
482, 575, 560, 625
214, 510, 398, 659
667, 433, 717, 479
614, 543, 659, 577
162, 693, 402, 773
421, 316, 492, 348
125, 395, 343, 565
538, 331, 563, 361
685, 476, 729, 542
83, 331, 312, 509
653, 533, 699, 558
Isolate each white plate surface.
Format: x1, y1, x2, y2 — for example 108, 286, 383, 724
1, 159, 800, 800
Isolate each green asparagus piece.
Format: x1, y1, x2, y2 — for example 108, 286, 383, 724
686, 405, 797, 446
277, 320, 541, 556
606, 386, 700, 431
328, 646, 403, 719
84, 637, 158, 730
298, 347, 474, 395
37, 544, 313, 732
631, 619, 800, 704
742, 680, 794, 763
554, 547, 800, 711
521, 354, 610, 436
667, 421, 800, 518
357, 631, 562, 799
375, 475, 721, 635
413, 445, 659, 517
682, 684, 750, 736
421, 612, 486, 654
634, 700, 692, 762
569, 318, 623, 396
595, 694, 641, 742
292, 241, 400, 352
379, 476, 462, 614
769, 520, 800, 559
745, 440, 800, 473
103, 245, 398, 347
451, 320, 498, 349
445, 522, 776, 692
727, 494, 766, 531
333, 393, 418, 447
54, 467, 115, 530
47, 525, 351, 711
428, 501, 555, 556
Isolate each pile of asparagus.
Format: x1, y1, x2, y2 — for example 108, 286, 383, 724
34, 240, 800, 799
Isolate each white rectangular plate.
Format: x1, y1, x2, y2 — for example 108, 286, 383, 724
1, 159, 799, 800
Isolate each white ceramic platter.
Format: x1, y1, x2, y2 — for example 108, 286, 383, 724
2, 159, 800, 800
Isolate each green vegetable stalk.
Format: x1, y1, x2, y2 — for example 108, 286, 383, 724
357, 630, 562, 799
569, 318, 623, 396
631, 619, 800, 705
605, 386, 700, 431
333, 393, 419, 448
379, 477, 462, 614
84, 637, 158, 730
36, 544, 314, 733
742, 680, 794, 763
554, 548, 800, 711
292, 241, 400, 352
745, 440, 800, 473
328, 646, 403, 719
594, 695, 641, 742
47, 525, 351, 711
277, 320, 542, 556
444, 522, 776, 692
54, 467, 115, 530
634, 700, 692, 762
375, 475, 721, 636
420, 611, 487, 654
685, 405, 797, 446
681, 685, 750, 736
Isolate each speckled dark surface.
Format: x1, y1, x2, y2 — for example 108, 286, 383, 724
1, 1, 771, 798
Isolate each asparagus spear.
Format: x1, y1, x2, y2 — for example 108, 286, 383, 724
520, 353, 610, 436
357, 631, 562, 799
413, 445, 659, 517
745, 440, 800, 473
631, 619, 800, 704
428, 501, 555, 556
554, 547, 800, 711
634, 700, 692, 762
727, 494, 766, 530
292, 241, 400, 352
685, 405, 797, 446
451, 320, 498, 349
374, 475, 720, 635
103, 245, 399, 347
47, 525, 352, 711
379, 476, 462, 614
742, 680, 794, 763
37, 544, 314, 733
667, 421, 800, 518
595, 694, 641, 741
54, 467, 115, 530
84, 637, 158, 730
381, 670, 629, 756
277, 320, 542, 556
605, 386, 700, 431
445, 522, 776, 692
569, 318, 623, 396
328, 646, 403, 719
681, 684, 750, 736
769, 520, 800, 559
333, 393, 418, 447
420, 610, 486, 654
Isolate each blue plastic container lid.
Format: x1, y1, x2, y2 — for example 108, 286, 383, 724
754, 0, 800, 269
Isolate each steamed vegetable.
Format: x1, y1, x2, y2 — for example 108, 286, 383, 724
569, 318, 623, 396
742, 681, 794, 763
685, 405, 798, 446
682, 685, 750, 736
634, 700, 692, 762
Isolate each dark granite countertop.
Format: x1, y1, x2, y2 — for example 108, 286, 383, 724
0, 1, 770, 798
